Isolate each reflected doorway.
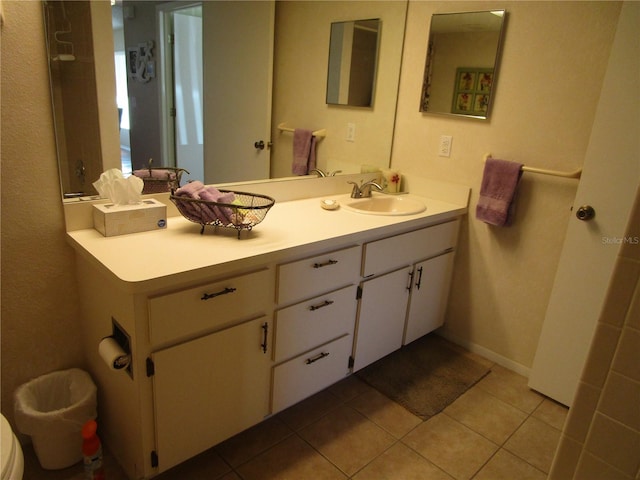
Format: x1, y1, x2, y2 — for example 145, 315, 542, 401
158, 2, 204, 182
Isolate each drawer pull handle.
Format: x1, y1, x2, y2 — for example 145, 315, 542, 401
261, 322, 269, 354
309, 300, 334, 311
306, 352, 330, 364
407, 270, 414, 291
415, 266, 423, 290
313, 259, 338, 269
201, 287, 236, 301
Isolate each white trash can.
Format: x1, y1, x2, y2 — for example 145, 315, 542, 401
13, 368, 97, 469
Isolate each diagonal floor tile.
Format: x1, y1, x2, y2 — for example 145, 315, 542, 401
277, 388, 343, 431
444, 386, 527, 444
299, 405, 396, 476
348, 384, 423, 438
403, 414, 498, 480
237, 435, 346, 480
476, 365, 544, 413
474, 449, 547, 480
216, 416, 293, 467
352, 442, 454, 480
504, 416, 561, 473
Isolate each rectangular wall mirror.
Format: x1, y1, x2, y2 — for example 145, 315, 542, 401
420, 10, 506, 120
326, 18, 380, 107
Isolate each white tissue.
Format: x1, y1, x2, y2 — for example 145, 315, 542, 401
93, 168, 144, 205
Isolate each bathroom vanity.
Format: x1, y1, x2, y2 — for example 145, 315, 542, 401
66, 179, 468, 478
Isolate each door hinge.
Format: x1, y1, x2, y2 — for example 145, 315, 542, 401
168, 33, 174, 45
169, 107, 176, 117
348, 356, 355, 369
146, 357, 155, 377
356, 286, 363, 300
151, 450, 158, 468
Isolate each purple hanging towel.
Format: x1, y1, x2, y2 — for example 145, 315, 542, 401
476, 158, 523, 226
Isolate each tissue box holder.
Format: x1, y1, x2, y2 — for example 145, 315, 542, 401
93, 199, 167, 237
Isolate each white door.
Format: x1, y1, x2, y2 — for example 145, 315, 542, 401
152, 317, 272, 473
404, 252, 455, 345
353, 267, 411, 371
203, 1, 274, 183
528, 3, 640, 407
174, 7, 204, 181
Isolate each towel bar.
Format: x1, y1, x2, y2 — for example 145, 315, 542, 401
277, 122, 326, 138
483, 154, 582, 179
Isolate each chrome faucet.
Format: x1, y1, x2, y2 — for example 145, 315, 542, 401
309, 168, 326, 177
347, 180, 384, 198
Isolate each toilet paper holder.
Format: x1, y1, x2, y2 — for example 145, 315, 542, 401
101, 318, 133, 378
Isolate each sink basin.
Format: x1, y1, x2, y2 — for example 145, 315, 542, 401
343, 195, 426, 216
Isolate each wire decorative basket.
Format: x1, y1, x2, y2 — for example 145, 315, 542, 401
133, 160, 189, 194
170, 190, 275, 238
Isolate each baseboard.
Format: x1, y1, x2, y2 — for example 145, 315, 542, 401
436, 330, 531, 378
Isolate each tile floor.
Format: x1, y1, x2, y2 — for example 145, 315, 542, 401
23, 346, 568, 480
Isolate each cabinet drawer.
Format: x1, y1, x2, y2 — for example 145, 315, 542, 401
274, 285, 357, 363
363, 219, 459, 277
277, 245, 361, 305
272, 334, 353, 413
149, 268, 274, 347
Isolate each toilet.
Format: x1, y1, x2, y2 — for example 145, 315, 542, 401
1, 414, 24, 480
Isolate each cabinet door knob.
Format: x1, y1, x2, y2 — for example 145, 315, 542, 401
261, 322, 268, 354
415, 266, 423, 290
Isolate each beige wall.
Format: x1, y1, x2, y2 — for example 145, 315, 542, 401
1, 1, 85, 431
0, 0, 626, 440
393, 1, 622, 371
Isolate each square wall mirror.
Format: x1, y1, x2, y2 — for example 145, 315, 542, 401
327, 18, 381, 107
420, 10, 506, 119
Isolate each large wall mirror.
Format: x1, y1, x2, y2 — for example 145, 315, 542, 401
420, 10, 506, 120
326, 19, 380, 107
43, 1, 408, 200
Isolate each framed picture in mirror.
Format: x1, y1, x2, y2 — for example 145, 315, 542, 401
451, 67, 493, 115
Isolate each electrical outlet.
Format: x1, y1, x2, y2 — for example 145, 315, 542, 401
346, 123, 356, 142
438, 135, 452, 157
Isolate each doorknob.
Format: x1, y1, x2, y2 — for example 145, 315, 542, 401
576, 205, 596, 221
254, 140, 275, 151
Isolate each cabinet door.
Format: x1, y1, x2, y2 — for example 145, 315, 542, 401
151, 317, 272, 473
404, 252, 455, 345
353, 267, 411, 371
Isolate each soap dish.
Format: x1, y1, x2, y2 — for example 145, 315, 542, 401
321, 199, 339, 210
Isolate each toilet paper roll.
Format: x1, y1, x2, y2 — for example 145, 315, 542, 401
99, 337, 130, 370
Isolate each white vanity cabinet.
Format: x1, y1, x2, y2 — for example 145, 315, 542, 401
67, 188, 467, 479
272, 246, 360, 412
353, 219, 460, 371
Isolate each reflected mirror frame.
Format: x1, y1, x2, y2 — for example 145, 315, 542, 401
419, 10, 507, 120
326, 18, 381, 108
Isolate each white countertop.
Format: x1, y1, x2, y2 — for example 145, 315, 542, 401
67, 193, 467, 293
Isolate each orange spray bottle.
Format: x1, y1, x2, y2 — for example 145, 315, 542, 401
82, 420, 106, 480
